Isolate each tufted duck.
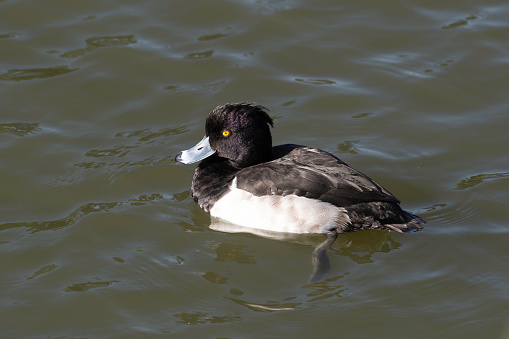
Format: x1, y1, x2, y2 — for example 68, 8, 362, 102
176, 103, 423, 235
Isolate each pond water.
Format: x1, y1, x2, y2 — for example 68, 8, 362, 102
1, 0, 508, 338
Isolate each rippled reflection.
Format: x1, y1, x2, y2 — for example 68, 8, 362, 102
183, 50, 214, 60
301, 273, 349, 302
173, 312, 241, 325
26, 264, 58, 280
63, 280, 119, 292
197, 33, 230, 41
60, 35, 137, 59
224, 296, 300, 312
202, 271, 229, 284
0, 66, 78, 81
0, 192, 183, 233
213, 242, 256, 264
0, 122, 40, 137
114, 125, 190, 142
442, 15, 478, 30
455, 171, 509, 190
210, 218, 404, 282
0, 32, 18, 39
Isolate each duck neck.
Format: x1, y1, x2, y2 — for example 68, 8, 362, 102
231, 139, 272, 168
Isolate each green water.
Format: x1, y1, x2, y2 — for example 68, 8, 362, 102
1, 0, 508, 338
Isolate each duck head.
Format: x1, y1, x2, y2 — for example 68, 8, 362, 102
176, 103, 274, 168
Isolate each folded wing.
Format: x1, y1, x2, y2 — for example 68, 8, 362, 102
235, 145, 400, 207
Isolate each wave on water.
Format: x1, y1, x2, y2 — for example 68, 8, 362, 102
454, 171, 509, 190
0, 191, 188, 234
0, 122, 41, 137
0, 66, 78, 81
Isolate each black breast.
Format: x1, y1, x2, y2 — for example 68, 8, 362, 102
191, 154, 237, 212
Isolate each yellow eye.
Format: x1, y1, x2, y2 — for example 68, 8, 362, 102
222, 130, 230, 137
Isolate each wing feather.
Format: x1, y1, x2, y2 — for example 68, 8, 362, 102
235, 145, 399, 207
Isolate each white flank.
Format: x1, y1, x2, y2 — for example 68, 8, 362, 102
209, 177, 349, 234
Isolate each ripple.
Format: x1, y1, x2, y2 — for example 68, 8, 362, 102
295, 78, 336, 85
0, 201, 121, 233
173, 311, 241, 325
26, 264, 58, 280
73, 125, 190, 170
183, 50, 214, 60
302, 273, 349, 302
455, 171, 509, 190
0, 193, 176, 233
423, 59, 456, 74
0, 32, 18, 39
0, 66, 78, 81
213, 242, 256, 264
60, 35, 137, 58
74, 155, 172, 170
210, 220, 404, 271
359, 53, 435, 79
336, 140, 360, 154
423, 201, 481, 228
85, 145, 138, 158
0, 122, 41, 137
442, 15, 478, 30
280, 99, 297, 106
351, 112, 373, 119
82, 15, 97, 21
197, 33, 230, 41
292, 76, 372, 94
112, 257, 125, 263
163, 81, 227, 93
224, 297, 300, 312
63, 280, 119, 292
202, 271, 229, 284
115, 124, 190, 142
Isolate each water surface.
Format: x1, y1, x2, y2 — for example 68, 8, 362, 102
1, 0, 509, 338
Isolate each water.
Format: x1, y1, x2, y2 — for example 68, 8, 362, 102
1, 0, 509, 338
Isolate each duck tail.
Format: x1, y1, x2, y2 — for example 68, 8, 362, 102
384, 213, 425, 233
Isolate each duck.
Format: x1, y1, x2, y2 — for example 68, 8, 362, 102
175, 102, 423, 235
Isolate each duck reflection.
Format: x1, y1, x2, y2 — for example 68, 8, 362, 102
213, 242, 256, 264
209, 218, 403, 283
